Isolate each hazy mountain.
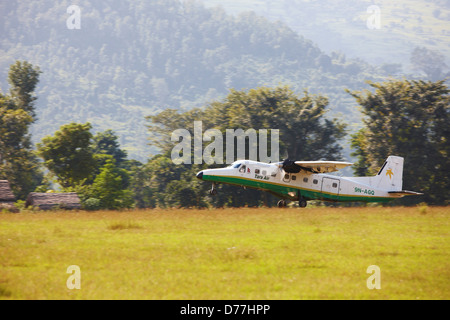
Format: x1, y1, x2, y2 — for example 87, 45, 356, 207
0, 0, 408, 161
202, 0, 450, 70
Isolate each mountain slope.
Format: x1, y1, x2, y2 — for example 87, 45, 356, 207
202, 0, 450, 69
0, 0, 390, 161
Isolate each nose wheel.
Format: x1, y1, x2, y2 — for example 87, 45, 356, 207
209, 183, 217, 196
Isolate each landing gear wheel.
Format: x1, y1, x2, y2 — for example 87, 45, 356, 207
299, 199, 307, 208
209, 183, 217, 196
277, 200, 287, 208
297, 191, 307, 208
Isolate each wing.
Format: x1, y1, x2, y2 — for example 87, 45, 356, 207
294, 161, 353, 173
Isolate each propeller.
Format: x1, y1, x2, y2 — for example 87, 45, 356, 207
279, 159, 302, 173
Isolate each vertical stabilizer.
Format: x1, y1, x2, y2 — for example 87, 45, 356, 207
375, 156, 404, 191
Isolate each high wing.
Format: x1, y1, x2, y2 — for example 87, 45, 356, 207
294, 161, 353, 173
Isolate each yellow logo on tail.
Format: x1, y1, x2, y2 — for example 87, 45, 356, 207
386, 168, 393, 179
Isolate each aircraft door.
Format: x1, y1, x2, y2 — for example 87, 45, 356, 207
322, 178, 340, 195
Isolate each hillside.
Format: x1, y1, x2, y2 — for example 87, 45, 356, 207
202, 0, 450, 70
0, 0, 398, 161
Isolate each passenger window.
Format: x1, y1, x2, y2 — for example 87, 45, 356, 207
262, 170, 267, 176
313, 179, 318, 184
239, 165, 246, 173
332, 183, 338, 188
303, 177, 308, 183
255, 169, 260, 174
271, 172, 277, 177
284, 174, 290, 180
292, 175, 296, 181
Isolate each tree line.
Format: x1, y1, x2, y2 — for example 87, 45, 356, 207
0, 61, 448, 209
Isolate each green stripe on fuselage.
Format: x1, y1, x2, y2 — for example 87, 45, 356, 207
203, 174, 393, 203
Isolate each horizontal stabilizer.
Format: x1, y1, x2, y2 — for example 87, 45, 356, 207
388, 190, 424, 196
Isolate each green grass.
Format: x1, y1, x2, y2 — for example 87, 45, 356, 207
0, 206, 448, 299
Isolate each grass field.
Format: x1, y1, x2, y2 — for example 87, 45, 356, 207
0, 206, 448, 300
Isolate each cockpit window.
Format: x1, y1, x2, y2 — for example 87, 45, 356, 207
233, 163, 242, 169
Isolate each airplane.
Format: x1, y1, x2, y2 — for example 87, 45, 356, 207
196, 155, 423, 207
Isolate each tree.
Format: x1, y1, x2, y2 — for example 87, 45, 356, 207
92, 129, 128, 167
0, 103, 42, 199
0, 97, 33, 159
0, 61, 43, 199
37, 123, 97, 188
350, 128, 370, 176
349, 79, 450, 205
85, 159, 134, 210
164, 179, 208, 208
8, 60, 41, 119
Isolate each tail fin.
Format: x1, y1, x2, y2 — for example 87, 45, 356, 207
374, 156, 403, 191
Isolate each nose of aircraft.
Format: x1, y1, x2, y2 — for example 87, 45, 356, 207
196, 171, 203, 180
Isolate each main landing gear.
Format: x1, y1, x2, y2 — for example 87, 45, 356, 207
277, 198, 308, 208
298, 198, 307, 208
277, 200, 287, 208
298, 190, 308, 208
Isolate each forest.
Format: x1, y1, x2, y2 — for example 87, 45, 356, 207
0, 0, 403, 161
